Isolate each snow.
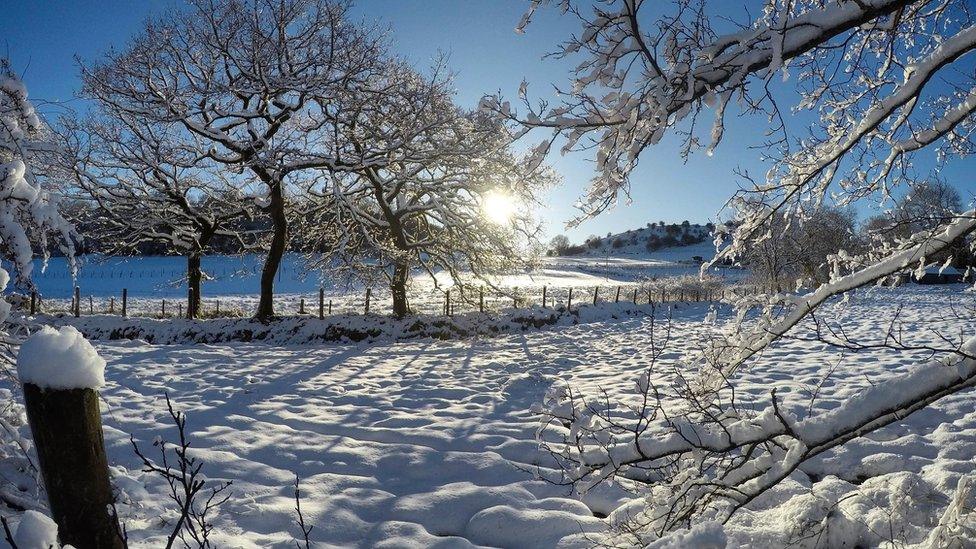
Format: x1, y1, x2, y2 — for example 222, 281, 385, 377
644, 521, 726, 549
10, 511, 63, 549
2, 285, 974, 547
16, 326, 105, 390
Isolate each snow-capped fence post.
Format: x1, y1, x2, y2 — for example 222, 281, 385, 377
479, 286, 484, 313
567, 287, 573, 311
73, 287, 80, 318
592, 287, 599, 305
614, 286, 621, 303
29, 290, 36, 315
121, 289, 127, 317
364, 288, 371, 314
542, 285, 547, 308
299, 298, 306, 315
17, 327, 124, 549
161, 299, 166, 318
319, 288, 324, 319
109, 297, 114, 315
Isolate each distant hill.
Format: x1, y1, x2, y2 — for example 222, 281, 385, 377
548, 222, 715, 258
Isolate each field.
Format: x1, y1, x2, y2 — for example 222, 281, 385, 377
24, 243, 740, 318
4, 281, 974, 547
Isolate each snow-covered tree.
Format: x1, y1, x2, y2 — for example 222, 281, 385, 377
500, 0, 976, 541
302, 60, 554, 317
79, 0, 387, 319
60, 113, 256, 318
0, 63, 75, 288
0, 60, 76, 515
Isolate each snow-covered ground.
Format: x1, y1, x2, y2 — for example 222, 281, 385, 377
3, 284, 974, 547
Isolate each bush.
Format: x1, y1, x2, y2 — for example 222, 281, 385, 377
611, 237, 626, 249
645, 235, 662, 252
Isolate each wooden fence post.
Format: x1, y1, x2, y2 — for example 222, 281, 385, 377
299, 298, 306, 315
513, 289, 518, 309
328, 299, 333, 315
74, 287, 80, 318
593, 286, 599, 305
216, 300, 220, 316
567, 287, 573, 311
319, 288, 325, 319
542, 285, 547, 308
109, 297, 115, 315
30, 290, 36, 315
161, 299, 166, 318
365, 288, 371, 315
178, 302, 183, 319
19, 354, 123, 547
614, 286, 621, 303
445, 290, 450, 316
479, 286, 484, 313
121, 289, 127, 318
89, 296, 94, 315
632, 288, 638, 304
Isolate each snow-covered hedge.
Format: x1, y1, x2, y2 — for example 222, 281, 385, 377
35, 302, 715, 345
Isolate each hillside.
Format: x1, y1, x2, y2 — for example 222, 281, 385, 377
549, 222, 715, 258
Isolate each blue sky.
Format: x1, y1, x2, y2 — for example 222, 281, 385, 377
3, 0, 974, 242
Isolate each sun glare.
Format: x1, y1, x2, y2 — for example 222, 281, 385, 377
482, 191, 516, 225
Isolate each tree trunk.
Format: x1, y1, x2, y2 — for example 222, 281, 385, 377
391, 260, 409, 318
257, 181, 287, 320
187, 254, 202, 319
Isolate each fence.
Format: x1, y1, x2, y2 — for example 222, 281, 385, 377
25, 280, 756, 321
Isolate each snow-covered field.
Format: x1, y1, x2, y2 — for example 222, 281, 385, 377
3, 284, 974, 547
24, 242, 732, 297
26, 246, 743, 318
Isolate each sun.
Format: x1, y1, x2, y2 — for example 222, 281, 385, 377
482, 190, 516, 225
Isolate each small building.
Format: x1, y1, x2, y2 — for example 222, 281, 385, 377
913, 264, 965, 284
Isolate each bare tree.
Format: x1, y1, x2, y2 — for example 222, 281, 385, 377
503, 0, 976, 541
59, 113, 255, 318
302, 60, 554, 317
79, 0, 386, 319
740, 205, 859, 291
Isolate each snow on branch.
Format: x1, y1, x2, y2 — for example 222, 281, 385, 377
492, 0, 923, 220
713, 209, 976, 379
540, 325, 976, 538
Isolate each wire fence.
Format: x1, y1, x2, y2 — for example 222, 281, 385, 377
23, 279, 759, 321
